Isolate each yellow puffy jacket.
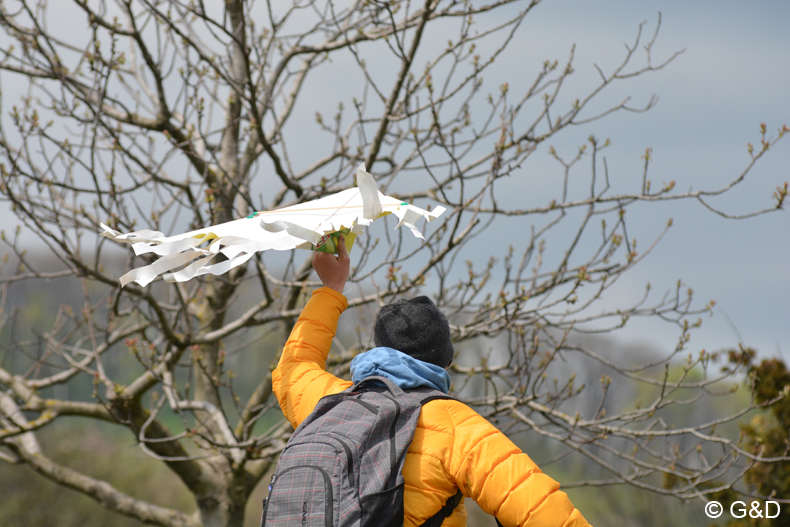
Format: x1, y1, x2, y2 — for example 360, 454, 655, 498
272, 287, 591, 527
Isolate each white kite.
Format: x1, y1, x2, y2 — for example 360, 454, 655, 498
100, 164, 446, 287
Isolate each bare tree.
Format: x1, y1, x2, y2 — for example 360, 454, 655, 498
0, 1, 787, 526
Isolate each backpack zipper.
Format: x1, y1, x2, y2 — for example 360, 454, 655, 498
350, 398, 378, 414
335, 437, 355, 487
379, 393, 402, 487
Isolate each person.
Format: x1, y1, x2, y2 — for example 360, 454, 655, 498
272, 237, 591, 527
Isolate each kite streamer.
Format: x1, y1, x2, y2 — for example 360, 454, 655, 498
100, 165, 446, 287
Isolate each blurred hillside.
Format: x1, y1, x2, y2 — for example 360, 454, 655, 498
0, 253, 759, 526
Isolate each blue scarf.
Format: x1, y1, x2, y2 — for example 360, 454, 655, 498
350, 347, 451, 394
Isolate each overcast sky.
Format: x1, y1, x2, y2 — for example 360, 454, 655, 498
1, 0, 787, 359
518, 0, 790, 358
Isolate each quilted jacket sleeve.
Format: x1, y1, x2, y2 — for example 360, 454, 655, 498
272, 287, 353, 429
446, 401, 590, 527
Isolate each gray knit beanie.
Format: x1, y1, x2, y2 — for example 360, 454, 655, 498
373, 296, 454, 368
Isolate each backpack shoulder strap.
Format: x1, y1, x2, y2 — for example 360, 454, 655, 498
418, 489, 463, 527
419, 393, 456, 406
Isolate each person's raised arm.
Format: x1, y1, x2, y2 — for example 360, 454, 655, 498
272, 236, 353, 427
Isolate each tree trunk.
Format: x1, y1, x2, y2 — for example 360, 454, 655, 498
193, 3, 251, 526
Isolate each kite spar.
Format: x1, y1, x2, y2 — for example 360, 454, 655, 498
100, 165, 446, 287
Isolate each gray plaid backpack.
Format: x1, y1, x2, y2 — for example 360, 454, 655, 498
261, 375, 462, 527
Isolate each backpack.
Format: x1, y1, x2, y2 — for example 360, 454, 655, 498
261, 375, 462, 527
